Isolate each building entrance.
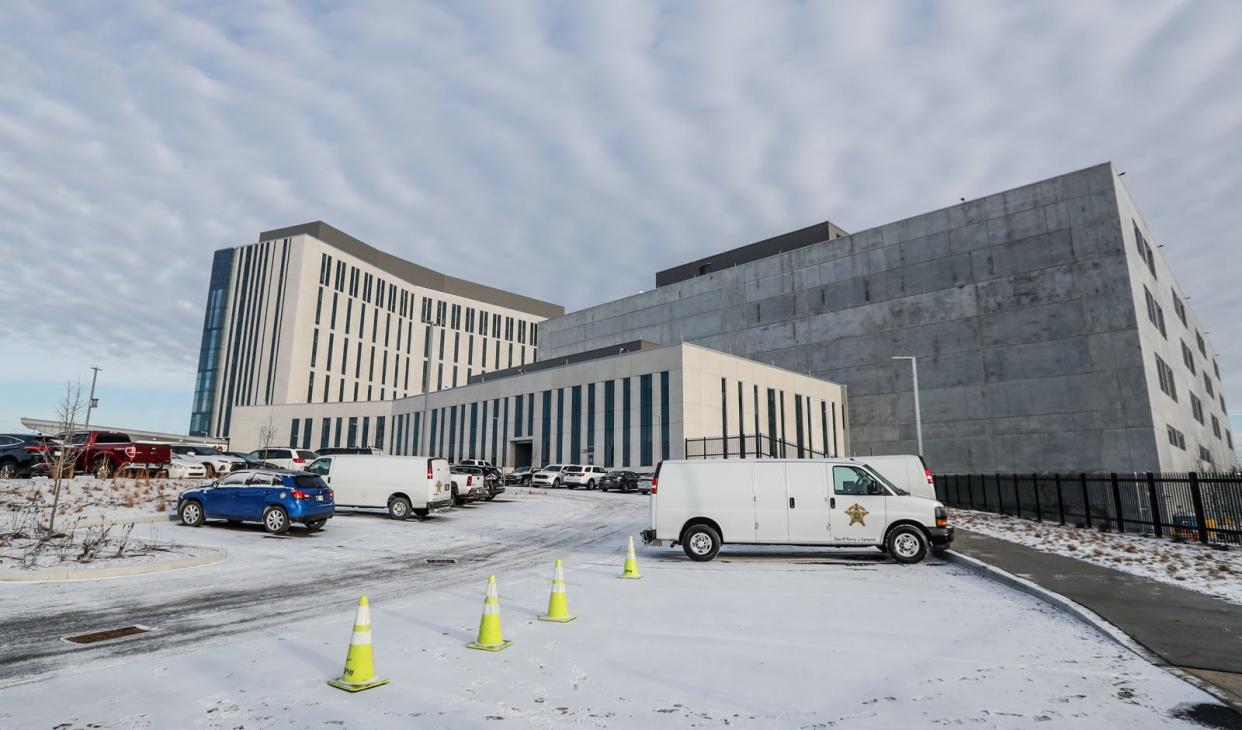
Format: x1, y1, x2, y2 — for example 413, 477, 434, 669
510, 440, 533, 469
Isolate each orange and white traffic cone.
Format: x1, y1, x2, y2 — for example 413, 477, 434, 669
327, 596, 390, 692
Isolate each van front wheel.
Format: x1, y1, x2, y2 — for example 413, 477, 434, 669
886, 525, 928, 564
682, 524, 721, 562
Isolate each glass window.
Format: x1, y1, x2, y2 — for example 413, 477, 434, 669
289, 419, 300, 449
541, 390, 552, 465
660, 371, 670, 462
556, 388, 565, 463
515, 393, 525, 438
640, 374, 653, 466
604, 380, 615, 467
833, 466, 882, 496
571, 385, 582, 463
219, 472, 249, 486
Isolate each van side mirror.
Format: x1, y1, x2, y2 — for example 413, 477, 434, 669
867, 482, 883, 495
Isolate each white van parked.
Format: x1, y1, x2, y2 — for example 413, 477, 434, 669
853, 455, 936, 500
641, 459, 953, 564
305, 454, 452, 520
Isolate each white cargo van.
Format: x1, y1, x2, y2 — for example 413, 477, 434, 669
641, 459, 953, 563
305, 455, 452, 520
853, 455, 936, 500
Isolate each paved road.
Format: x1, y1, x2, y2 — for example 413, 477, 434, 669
0, 490, 645, 685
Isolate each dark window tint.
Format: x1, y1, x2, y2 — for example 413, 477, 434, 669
294, 475, 328, 490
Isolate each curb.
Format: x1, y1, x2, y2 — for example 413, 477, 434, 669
66, 513, 178, 530
943, 549, 1242, 714
0, 545, 227, 583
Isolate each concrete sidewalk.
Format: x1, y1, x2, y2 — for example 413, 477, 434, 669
950, 530, 1242, 709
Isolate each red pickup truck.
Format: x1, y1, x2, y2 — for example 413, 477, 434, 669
41, 431, 173, 478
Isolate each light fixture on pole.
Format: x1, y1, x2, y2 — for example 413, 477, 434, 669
891, 356, 923, 456
83, 367, 102, 433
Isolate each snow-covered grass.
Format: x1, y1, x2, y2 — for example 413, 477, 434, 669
0, 475, 196, 526
951, 509, 1242, 605
0, 510, 195, 574
0, 492, 1230, 728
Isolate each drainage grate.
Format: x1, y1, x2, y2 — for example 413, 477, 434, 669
426, 558, 458, 564
64, 625, 151, 645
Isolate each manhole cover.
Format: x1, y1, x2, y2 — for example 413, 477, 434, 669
426, 558, 458, 564
64, 625, 152, 645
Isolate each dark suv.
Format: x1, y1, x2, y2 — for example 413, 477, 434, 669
0, 433, 47, 479
504, 466, 536, 486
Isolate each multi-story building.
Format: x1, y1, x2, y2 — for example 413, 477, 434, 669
227, 341, 847, 470
189, 221, 563, 439
542, 163, 1233, 473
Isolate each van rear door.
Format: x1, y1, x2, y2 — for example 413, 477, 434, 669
430, 458, 451, 501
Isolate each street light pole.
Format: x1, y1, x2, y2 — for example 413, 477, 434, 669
891, 356, 923, 456
82, 366, 102, 433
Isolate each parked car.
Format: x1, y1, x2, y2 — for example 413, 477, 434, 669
167, 456, 209, 480
223, 451, 282, 469
854, 455, 936, 500
245, 448, 319, 471
0, 433, 50, 479
38, 431, 172, 479
177, 469, 334, 534
170, 444, 244, 477
315, 447, 383, 456
458, 458, 494, 469
562, 465, 609, 489
599, 470, 641, 492
636, 472, 654, 494
449, 465, 488, 505
532, 464, 565, 487
642, 459, 951, 563
504, 466, 537, 487
480, 466, 505, 500
306, 455, 451, 519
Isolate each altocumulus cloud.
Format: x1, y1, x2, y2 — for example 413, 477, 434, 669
1, 0, 1240, 428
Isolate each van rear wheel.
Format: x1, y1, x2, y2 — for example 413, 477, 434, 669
886, 525, 928, 564
388, 496, 412, 521
682, 524, 721, 562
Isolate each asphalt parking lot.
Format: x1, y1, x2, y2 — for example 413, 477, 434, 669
0, 490, 1227, 728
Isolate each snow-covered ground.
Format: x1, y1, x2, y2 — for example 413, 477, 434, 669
0, 476, 193, 526
951, 509, 1242, 605
0, 492, 1230, 728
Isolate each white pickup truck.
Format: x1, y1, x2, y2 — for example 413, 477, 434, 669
641, 459, 953, 564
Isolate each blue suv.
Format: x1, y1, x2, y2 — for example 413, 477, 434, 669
178, 469, 335, 534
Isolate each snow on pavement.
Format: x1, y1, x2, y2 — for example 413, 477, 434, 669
0, 493, 1229, 728
951, 508, 1242, 605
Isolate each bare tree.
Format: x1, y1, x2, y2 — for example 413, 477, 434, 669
43, 381, 86, 539
257, 414, 278, 452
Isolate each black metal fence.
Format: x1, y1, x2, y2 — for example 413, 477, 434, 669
685, 435, 831, 460
935, 472, 1242, 546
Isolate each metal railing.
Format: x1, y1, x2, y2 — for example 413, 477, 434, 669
684, 435, 831, 460
935, 472, 1242, 546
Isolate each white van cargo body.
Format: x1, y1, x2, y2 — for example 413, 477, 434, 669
854, 455, 936, 500
642, 459, 953, 563
306, 455, 452, 520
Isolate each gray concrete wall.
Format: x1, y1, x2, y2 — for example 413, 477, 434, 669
543, 163, 1228, 474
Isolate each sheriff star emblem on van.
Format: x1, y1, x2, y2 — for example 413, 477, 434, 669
845, 504, 869, 526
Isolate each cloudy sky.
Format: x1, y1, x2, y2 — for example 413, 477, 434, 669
1, 0, 1240, 452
